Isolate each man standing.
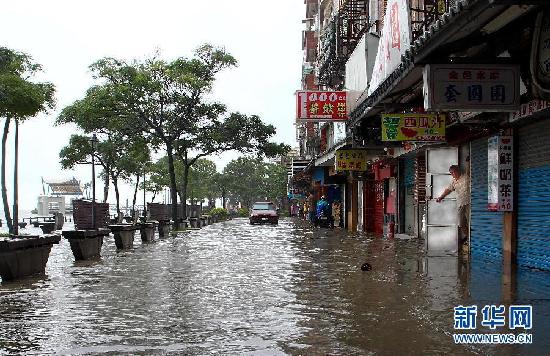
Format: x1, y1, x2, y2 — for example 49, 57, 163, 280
307, 191, 316, 223
436, 165, 470, 249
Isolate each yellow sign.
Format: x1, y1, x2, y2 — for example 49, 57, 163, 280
381, 113, 446, 141
335, 150, 367, 171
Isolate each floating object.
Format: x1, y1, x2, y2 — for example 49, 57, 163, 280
360, 262, 372, 271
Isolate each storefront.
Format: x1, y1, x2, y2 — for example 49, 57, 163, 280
517, 119, 550, 270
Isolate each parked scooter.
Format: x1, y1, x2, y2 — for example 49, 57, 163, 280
315, 210, 334, 228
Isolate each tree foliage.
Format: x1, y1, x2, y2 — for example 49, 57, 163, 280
222, 157, 288, 209
0, 47, 55, 234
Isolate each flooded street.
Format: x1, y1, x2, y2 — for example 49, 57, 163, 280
1, 218, 549, 355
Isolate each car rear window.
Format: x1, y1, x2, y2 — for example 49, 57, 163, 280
252, 203, 274, 210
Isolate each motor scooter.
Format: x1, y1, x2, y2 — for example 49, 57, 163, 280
315, 210, 334, 228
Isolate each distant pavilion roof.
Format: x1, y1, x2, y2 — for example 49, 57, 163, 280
42, 177, 83, 195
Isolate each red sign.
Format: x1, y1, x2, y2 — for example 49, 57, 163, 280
296, 90, 348, 122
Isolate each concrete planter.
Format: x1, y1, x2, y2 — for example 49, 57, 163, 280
139, 222, 156, 243
109, 224, 137, 250
62, 229, 110, 261
0, 234, 61, 281
39, 222, 56, 234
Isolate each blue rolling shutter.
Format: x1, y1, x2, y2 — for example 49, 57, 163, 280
470, 138, 503, 261
518, 120, 550, 270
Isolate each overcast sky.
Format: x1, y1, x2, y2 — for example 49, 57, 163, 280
0, 0, 303, 212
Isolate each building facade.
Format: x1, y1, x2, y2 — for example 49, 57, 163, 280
293, 0, 550, 271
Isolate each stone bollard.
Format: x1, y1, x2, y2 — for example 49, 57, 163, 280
139, 222, 156, 243
158, 220, 170, 238
62, 229, 110, 261
108, 224, 137, 250
0, 234, 61, 281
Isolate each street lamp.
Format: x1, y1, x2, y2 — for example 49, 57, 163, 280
90, 134, 98, 229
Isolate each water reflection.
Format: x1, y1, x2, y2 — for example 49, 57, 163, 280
0, 218, 548, 354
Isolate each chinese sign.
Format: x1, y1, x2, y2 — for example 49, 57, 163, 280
423, 64, 520, 111
335, 149, 367, 171
367, 0, 411, 96
453, 304, 532, 345
296, 90, 348, 122
488, 136, 513, 212
509, 99, 550, 123
381, 113, 445, 141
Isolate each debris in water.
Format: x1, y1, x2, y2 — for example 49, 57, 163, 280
360, 262, 372, 271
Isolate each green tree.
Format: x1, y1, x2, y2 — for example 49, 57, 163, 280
0, 47, 55, 234
85, 45, 289, 223
186, 158, 217, 208
59, 133, 150, 220
223, 157, 268, 209
264, 162, 288, 206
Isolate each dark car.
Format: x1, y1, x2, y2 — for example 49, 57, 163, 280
249, 202, 279, 225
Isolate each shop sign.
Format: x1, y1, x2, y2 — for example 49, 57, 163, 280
488, 136, 513, 212
367, 0, 411, 96
423, 64, 520, 111
335, 149, 367, 171
296, 90, 348, 122
509, 99, 550, 123
381, 113, 445, 141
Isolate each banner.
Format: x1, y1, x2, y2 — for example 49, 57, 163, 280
296, 90, 348, 122
368, 0, 411, 96
335, 149, 367, 171
381, 113, 446, 141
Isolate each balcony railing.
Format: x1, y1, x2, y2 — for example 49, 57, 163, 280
410, 0, 454, 41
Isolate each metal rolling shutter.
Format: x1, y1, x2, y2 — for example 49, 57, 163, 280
518, 120, 550, 270
470, 138, 503, 260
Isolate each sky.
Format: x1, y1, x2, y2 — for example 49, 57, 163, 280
0, 0, 303, 212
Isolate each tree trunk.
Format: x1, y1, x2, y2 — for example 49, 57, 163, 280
222, 187, 226, 210
113, 176, 121, 222
151, 191, 157, 202
13, 120, 19, 236
181, 160, 190, 220
131, 174, 140, 216
1, 118, 13, 234
166, 142, 179, 222
103, 167, 110, 203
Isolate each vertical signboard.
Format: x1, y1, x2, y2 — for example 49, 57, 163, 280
487, 136, 499, 211
367, 0, 411, 96
488, 136, 513, 211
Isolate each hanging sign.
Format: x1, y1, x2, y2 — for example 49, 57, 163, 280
296, 90, 348, 122
488, 136, 513, 211
423, 64, 520, 111
381, 113, 445, 141
335, 149, 367, 171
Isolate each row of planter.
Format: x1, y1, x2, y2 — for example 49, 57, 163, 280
0, 214, 227, 282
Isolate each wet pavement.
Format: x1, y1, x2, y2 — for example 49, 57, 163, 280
1, 218, 549, 355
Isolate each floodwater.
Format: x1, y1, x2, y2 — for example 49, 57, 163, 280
1, 218, 549, 355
